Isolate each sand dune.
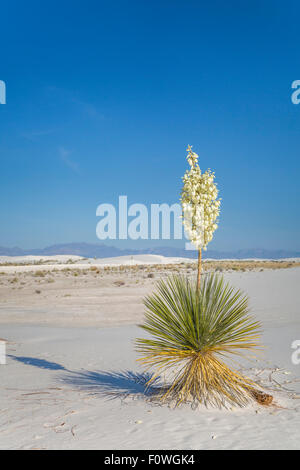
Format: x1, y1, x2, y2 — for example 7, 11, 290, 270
0, 254, 196, 274
0, 322, 299, 450
0, 264, 299, 449
0, 254, 84, 264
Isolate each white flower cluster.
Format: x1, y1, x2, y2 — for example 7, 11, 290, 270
181, 145, 221, 250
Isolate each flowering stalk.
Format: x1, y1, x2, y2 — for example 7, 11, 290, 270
197, 247, 202, 290
181, 145, 221, 288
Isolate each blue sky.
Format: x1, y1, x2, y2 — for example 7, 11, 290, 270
0, 0, 299, 251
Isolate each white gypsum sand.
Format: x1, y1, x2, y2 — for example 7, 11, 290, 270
0, 254, 197, 275
0, 258, 299, 449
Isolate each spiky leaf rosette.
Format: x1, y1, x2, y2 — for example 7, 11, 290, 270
136, 273, 262, 408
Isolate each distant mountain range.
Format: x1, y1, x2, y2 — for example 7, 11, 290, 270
0, 243, 299, 259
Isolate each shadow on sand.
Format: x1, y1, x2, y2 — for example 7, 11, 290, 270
8, 355, 67, 371
60, 369, 161, 401
8, 355, 162, 402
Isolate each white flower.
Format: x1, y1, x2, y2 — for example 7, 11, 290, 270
181, 146, 221, 250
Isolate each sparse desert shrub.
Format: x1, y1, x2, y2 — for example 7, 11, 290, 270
114, 280, 125, 287
34, 270, 45, 277
89, 266, 100, 274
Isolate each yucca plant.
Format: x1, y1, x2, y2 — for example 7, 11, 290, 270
136, 273, 262, 408
136, 146, 272, 408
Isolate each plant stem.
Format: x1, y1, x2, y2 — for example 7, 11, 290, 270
197, 248, 202, 290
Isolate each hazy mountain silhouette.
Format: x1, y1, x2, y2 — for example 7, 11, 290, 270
0, 243, 299, 259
